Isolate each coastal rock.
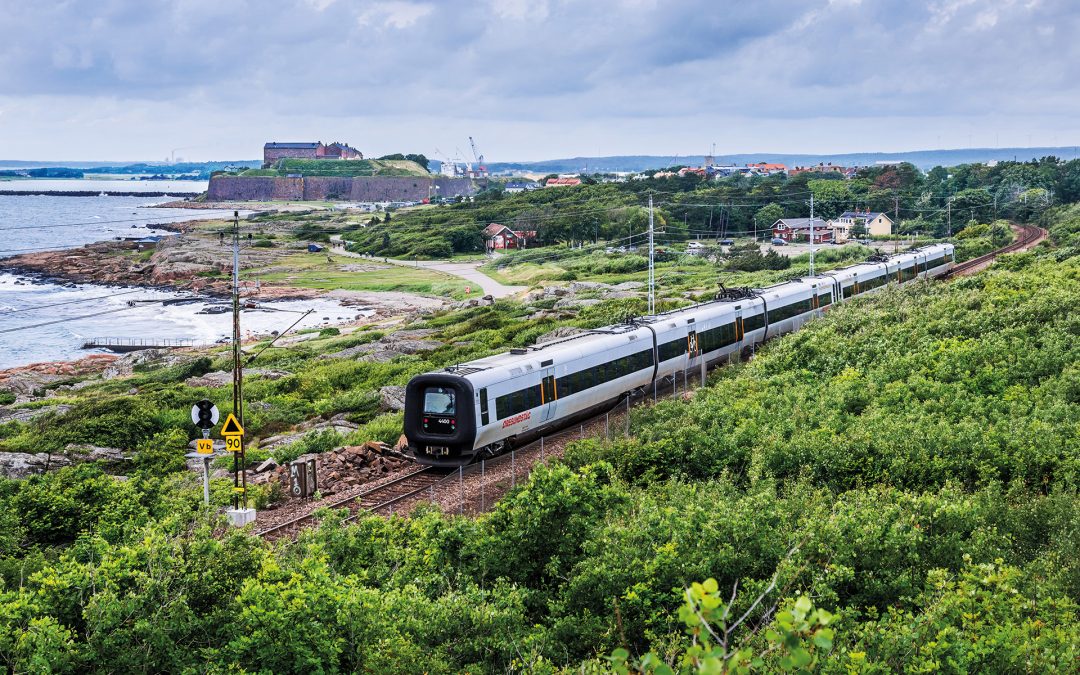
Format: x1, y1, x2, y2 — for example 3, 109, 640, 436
64, 444, 131, 468
569, 281, 609, 292
0, 404, 72, 424
150, 262, 215, 283
612, 281, 645, 290
102, 349, 188, 379
385, 339, 442, 354
185, 370, 233, 388
247, 368, 290, 381
391, 328, 439, 340
0, 371, 66, 397
275, 332, 322, 346
361, 350, 406, 363
379, 385, 407, 412
0, 452, 71, 479
320, 343, 379, 360
553, 298, 602, 310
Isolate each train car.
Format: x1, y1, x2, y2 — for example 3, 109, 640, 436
405, 243, 954, 466
404, 323, 656, 466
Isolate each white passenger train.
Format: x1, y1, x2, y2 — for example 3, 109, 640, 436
404, 243, 954, 466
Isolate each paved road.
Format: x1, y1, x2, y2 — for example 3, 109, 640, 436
329, 236, 526, 299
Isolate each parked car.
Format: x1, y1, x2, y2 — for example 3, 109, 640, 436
687, 241, 705, 250
770, 237, 787, 246
719, 238, 735, 246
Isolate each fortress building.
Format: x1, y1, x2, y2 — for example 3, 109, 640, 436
263, 141, 363, 168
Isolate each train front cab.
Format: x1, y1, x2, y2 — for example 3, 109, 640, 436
404, 373, 478, 466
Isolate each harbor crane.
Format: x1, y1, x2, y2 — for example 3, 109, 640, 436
468, 136, 488, 177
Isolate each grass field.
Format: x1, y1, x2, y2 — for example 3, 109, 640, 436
482, 244, 883, 299
245, 253, 469, 298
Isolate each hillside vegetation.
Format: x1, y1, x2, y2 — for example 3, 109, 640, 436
0, 208, 1077, 671
238, 158, 430, 178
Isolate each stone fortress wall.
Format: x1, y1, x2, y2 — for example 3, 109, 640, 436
206, 176, 476, 202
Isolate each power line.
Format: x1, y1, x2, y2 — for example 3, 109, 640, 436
0, 305, 137, 335
0, 209, 240, 232
0, 288, 147, 314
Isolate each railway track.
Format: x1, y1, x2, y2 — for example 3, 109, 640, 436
253, 227, 1049, 538
253, 466, 452, 540
946, 223, 1047, 277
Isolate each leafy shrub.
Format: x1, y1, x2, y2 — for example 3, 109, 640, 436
34, 397, 164, 452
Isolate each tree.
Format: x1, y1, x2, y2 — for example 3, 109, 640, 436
754, 203, 784, 238
405, 153, 429, 171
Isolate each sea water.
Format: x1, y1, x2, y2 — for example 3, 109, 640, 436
0, 185, 366, 369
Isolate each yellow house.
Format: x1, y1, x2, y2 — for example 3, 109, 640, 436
829, 211, 893, 241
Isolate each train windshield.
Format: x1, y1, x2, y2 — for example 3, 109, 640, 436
423, 386, 456, 415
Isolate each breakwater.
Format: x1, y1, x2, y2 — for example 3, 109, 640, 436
206, 175, 475, 202
0, 190, 201, 197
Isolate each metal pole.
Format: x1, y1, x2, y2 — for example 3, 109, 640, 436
458, 466, 464, 515
648, 194, 655, 314
512, 450, 517, 487
653, 379, 657, 402
539, 437, 543, 462
201, 428, 211, 505
580, 424, 584, 439
625, 397, 630, 435
809, 194, 815, 276
481, 459, 485, 511
605, 412, 610, 440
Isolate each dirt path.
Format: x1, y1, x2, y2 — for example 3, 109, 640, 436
330, 236, 526, 299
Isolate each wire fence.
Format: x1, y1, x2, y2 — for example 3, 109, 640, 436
384, 356, 731, 518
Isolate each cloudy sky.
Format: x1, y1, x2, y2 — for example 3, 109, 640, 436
1, 0, 1077, 161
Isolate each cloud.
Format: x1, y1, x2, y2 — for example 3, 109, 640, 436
355, 1, 434, 29
0, 0, 1078, 160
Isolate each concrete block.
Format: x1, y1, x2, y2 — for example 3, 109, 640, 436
226, 508, 257, 527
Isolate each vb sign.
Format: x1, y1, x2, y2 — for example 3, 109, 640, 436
221, 413, 244, 453
191, 400, 219, 430
196, 439, 214, 455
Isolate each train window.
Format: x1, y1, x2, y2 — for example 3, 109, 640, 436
659, 338, 686, 361
819, 292, 832, 307
479, 388, 489, 425
767, 299, 813, 324
423, 387, 456, 415
495, 384, 542, 419
860, 274, 885, 292
743, 313, 765, 332
698, 322, 736, 352
843, 284, 855, 299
